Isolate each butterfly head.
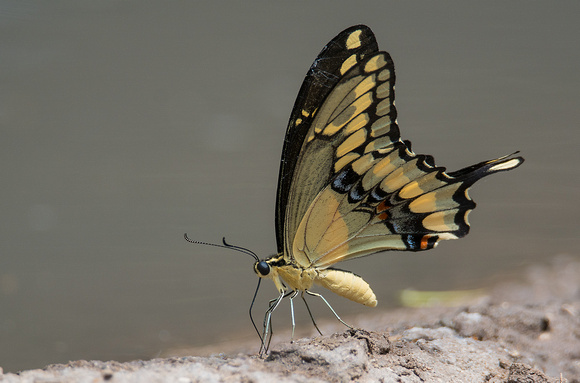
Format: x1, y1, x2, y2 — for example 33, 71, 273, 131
253, 254, 285, 277
254, 260, 270, 277
251, 254, 289, 295
254, 254, 286, 279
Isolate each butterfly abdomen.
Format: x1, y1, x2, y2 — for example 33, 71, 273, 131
315, 269, 377, 307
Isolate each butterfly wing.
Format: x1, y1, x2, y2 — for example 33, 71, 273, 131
295, 151, 523, 269
275, 25, 379, 255
276, 25, 524, 270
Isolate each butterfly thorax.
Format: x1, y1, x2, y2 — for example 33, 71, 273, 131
254, 254, 317, 293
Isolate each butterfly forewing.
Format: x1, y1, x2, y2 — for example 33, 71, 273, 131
275, 25, 379, 255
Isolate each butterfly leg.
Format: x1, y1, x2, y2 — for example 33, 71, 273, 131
260, 290, 285, 356
288, 290, 300, 340
305, 290, 353, 329
301, 290, 323, 336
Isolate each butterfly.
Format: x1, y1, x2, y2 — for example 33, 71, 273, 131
188, 25, 523, 355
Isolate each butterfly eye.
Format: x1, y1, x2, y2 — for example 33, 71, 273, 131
255, 261, 270, 276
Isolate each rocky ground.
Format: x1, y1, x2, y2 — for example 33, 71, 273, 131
2, 256, 578, 382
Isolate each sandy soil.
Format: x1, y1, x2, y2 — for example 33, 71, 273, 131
1, 256, 578, 382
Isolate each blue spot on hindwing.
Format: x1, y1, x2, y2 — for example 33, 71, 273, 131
332, 166, 358, 193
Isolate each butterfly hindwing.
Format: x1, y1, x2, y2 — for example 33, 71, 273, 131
301, 151, 523, 269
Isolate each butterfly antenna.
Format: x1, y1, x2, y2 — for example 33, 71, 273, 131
221, 237, 260, 261
183, 233, 259, 262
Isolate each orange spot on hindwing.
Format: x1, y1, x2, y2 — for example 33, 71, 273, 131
376, 200, 390, 220
420, 235, 438, 250
420, 236, 430, 250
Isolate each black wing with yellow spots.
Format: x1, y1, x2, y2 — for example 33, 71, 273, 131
275, 25, 523, 269
275, 25, 379, 254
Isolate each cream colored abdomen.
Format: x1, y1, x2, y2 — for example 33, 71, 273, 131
315, 269, 377, 307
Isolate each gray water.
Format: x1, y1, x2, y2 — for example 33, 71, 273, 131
1, 1, 578, 372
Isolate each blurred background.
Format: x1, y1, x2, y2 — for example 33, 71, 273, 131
1, 1, 578, 373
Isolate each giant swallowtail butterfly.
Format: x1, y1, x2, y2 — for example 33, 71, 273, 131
189, 25, 523, 354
